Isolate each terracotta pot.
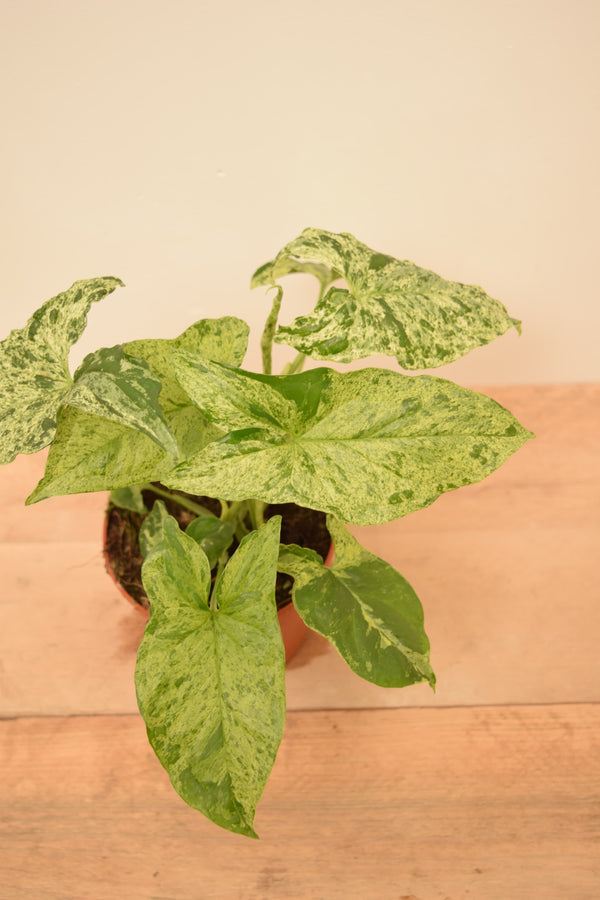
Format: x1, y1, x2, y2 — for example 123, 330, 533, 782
103, 514, 333, 663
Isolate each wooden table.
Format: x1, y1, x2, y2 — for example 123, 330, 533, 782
1, 384, 598, 899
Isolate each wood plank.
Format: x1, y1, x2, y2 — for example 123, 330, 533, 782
0, 450, 107, 543
0, 385, 598, 716
1, 704, 598, 899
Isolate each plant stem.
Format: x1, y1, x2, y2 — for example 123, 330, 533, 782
248, 499, 266, 530
140, 483, 213, 518
221, 500, 246, 523
281, 351, 307, 376
279, 277, 328, 376
260, 285, 284, 375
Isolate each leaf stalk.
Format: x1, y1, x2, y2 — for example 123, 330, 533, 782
260, 285, 284, 375
140, 483, 213, 518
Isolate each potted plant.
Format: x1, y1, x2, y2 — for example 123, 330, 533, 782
0, 228, 533, 838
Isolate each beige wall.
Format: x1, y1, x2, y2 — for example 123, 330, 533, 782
1, 0, 598, 384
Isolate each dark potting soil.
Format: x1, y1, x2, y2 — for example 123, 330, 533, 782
104, 485, 331, 611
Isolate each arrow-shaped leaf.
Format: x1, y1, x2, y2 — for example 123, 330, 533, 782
264, 228, 520, 368
0, 276, 123, 464
26, 406, 179, 504
26, 318, 249, 503
109, 484, 149, 513
251, 256, 341, 295
67, 345, 179, 456
122, 316, 250, 460
164, 357, 533, 526
185, 514, 234, 569
279, 517, 435, 688
139, 499, 170, 557
135, 516, 285, 838
124, 316, 249, 414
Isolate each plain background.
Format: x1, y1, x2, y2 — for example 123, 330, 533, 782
0, 0, 598, 384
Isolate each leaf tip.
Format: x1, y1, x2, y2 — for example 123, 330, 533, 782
250, 261, 275, 289
24, 484, 45, 505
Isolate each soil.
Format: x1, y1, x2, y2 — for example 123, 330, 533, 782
104, 485, 331, 611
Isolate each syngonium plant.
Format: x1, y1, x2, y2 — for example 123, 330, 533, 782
0, 228, 533, 837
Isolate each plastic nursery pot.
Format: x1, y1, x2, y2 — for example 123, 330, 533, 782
102, 513, 333, 664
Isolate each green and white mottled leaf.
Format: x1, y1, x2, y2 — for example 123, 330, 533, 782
25, 400, 225, 504
139, 499, 170, 557
171, 353, 296, 436
0, 277, 123, 464
123, 317, 249, 460
67, 346, 179, 456
251, 256, 341, 295
268, 228, 520, 367
185, 514, 234, 569
125, 317, 249, 411
164, 358, 534, 526
135, 516, 284, 838
109, 485, 148, 513
26, 406, 176, 504
24, 319, 249, 503
279, 518, 435, 688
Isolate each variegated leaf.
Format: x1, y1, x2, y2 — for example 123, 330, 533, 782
135, 516, 285, 838
171, 351, 296, 435
26, 318, 249, 503
265, 228, 520, 367
26, 406, 176, 504
124, 317, 249, 459
67, 346, 179, 456
109, 485, 148, 513
279, 517, 434, 688
251, 256, 340, 295
139, 499, 170, 557
124, 317, 249, 412
164, 357, 533, 526
185, 514, 234, 568
0, 277, 123, 464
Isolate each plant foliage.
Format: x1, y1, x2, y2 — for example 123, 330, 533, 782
0, 228, 533, 836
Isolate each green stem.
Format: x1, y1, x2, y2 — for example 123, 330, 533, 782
261, 285, 284, 375
140, 483, 213, 518
221, 499, 246, 523
248, 499, 266, 530
281, 351, 307, 376
279, 276, 327, 377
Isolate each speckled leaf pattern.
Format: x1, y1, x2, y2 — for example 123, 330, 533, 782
67, 346, 179, 456
164, 359, 533, 526
124, 317, 249, 460
278, 518, 435, 688
139, 500, 170, 557
25, 319, 248, 503
26, 406, 176, 504
266, 228, 520, 367
0, 277, 123, 464
251, 256, 340, 295
109, 485, 148, 513
185, 514, 234, 569
125, 317, 249, 412
171, 351, 297, 435
135, 516, 285, 838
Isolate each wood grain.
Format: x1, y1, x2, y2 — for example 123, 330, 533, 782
1, 704, 598, 900
1, 384, 598, 898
